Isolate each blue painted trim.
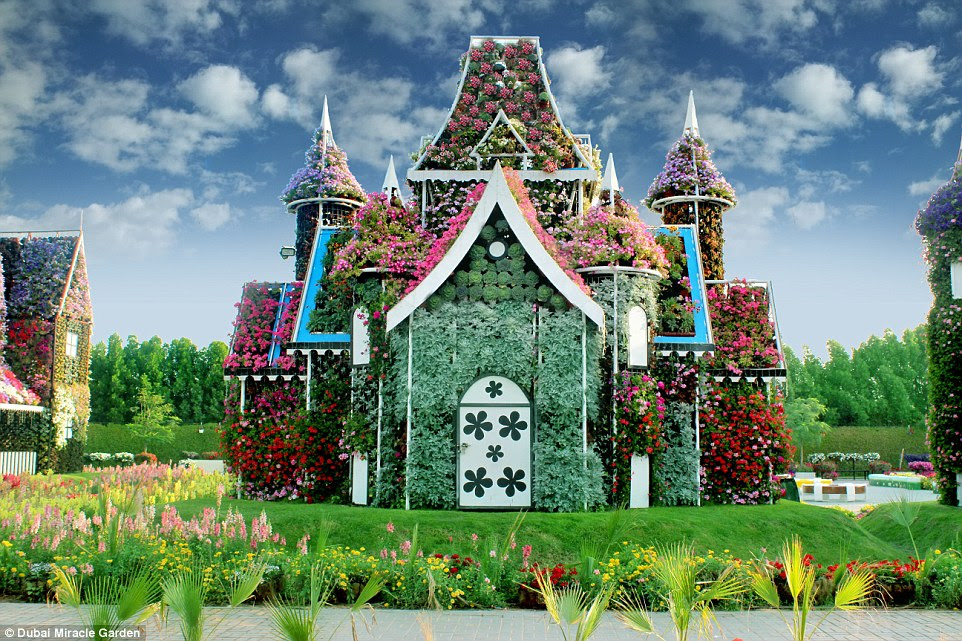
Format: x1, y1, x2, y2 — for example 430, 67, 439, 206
653, 226, 711, 345
294, 228, 340, 343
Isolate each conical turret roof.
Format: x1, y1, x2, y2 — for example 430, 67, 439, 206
645, 92, 735, 209
280, 96, 365, 205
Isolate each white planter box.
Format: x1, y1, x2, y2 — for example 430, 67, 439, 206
352, 453, 369, 505
629, 454, 650, 509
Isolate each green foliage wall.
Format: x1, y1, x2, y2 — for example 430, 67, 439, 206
653, 403, 699, 505
85, 422, 221, 462
0, 409, 55, 472
382, 300, 604, 511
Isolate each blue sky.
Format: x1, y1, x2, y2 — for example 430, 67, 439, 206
0, 0, 959, 358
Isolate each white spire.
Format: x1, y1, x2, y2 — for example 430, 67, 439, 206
683, 90, 699, 138
382, 155, 400, 194
319, 95, 335, 151
601, 153, 621, 193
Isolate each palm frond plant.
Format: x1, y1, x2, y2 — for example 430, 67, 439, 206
162, 559, 266, 641
52, 564, 161, 637
269, 563, 334, 641
887, 495, 922, 560
617, 541, 746, 641
748, 536, 873, 641
529, 562, 616, 641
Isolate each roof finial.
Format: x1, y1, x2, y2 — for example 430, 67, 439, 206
683, 90, 699, 138
382, 155, 400, 195
320, 95, 335, 152
601, 153, 621, 193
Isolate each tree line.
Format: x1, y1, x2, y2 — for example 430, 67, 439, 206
783, 324, 927, 458
89, 334, 228, 425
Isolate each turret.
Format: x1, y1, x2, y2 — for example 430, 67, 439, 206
645, 91, 735, 280
280, 96, 365, 281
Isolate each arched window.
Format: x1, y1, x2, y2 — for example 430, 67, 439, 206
627, 306, 649, 369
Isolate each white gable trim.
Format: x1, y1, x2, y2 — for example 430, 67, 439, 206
387, 163, 604, 331
469, 110, 534, 169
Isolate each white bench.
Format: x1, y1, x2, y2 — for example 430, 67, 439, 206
801, 482, 867, 502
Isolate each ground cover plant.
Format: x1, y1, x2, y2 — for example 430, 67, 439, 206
3, 464, 960, 621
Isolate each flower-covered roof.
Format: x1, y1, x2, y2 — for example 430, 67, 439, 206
280, 99, 365, 205
645, 132, 736, 209
413, 37, 593, 172
225, 281, 303, 373
0, 254, 40, 406
915, 161, 962, 237
0, 234, 91, 322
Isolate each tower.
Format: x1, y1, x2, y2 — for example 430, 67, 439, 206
280, 97, 365, 281
645, 91, 735, 281
916, 134, 962, 505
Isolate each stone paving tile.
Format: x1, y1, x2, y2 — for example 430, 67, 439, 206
0, 604, 959, 640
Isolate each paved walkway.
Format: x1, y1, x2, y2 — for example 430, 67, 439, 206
799, 479, 939, 511
0, 604, 959, 640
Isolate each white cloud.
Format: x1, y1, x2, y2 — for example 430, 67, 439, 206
909, 172, 949, 196
331, 0, 487, 49
774, 63, 854, 126
0, 62, 47, 166
585, 3, 616, 26
917, 3, 954, 28
931, 111, 960, 144
90, 0, 226, 48
179, 65, 259, 127
683, 0, 823, 47
726, 185, 788, 246
191, 202, 231, 230
265, 46, 446, 169
786, 200, 827, 229
545, 44, 612, 122
0, 187, 194, 254
878, 45, 943, 96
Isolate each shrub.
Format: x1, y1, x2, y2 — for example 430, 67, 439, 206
904, 453, 930, 464
812, 461, 838, 480
908, 460, 935, 475
134, 451, 158, 465
868, 460, 892, 474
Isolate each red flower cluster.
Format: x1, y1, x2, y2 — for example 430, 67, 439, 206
611, 371, 665, 502
700, 382, 793, 504
221, 376, 349, 503
5, 319, 54, 402
520, 562, 578, 590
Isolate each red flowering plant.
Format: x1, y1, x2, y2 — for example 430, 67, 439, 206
418, 38, 582, 172
611, 371, 666, 502
223, 281, 303, 372
221, 373, 349, 503
699, 382, 793, 505
705, 280, 780, 376
6, 320, 53, 402
560, 203, 668, 273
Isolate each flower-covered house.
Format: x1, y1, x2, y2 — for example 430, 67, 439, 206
223, 37, 790, 511
0, 231, 93, 473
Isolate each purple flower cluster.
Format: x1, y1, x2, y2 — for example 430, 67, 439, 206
645, 133, 736, 208
915, 169, 962, 236
280, 132, 365, 204
8, 238, 75, 319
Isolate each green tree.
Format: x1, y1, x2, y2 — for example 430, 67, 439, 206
783, 397, 831, 462
129, 378, 179, 452
199, 341, 228, 423
165, 338, 200, 423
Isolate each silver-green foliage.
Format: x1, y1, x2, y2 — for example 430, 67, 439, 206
384, 298, 605, 511
655, 403, 699, 506
587, 271, 659, 366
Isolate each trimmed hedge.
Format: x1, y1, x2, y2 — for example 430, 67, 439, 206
819, 426, 928, 468
85, 423, 221, 464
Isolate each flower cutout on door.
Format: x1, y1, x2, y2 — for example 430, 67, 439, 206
486, 444, 504, 462
497, 467, 527, 497
463, 467, 493, 498
485, 380, 503, 398
463, 411, 493, 441
498, 411, 528, 441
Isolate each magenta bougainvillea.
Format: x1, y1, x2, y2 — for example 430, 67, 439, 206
419, 38, 584, 173
561, 204, 668, 273
409, 183, 487, 290
700, 382, 792, 505
224, 281, 303, 372
705, 280, 780, 375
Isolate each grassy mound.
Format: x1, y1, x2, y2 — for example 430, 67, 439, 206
172, 498, 905, 564
859, 503, 962, 554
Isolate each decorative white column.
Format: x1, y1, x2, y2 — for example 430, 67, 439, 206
629, 454, 650, 508
957, 472, 962, 506
351, 454, 369, 505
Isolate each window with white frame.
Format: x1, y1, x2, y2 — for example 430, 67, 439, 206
66, 331, 79, 358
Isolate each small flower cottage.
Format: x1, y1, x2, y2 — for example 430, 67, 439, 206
223, 37, 791, 511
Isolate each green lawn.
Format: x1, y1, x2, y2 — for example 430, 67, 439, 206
171, 498, 908, 564
859, 503, 962, 555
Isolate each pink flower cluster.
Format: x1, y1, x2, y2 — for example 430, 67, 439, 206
224, 281, 304, 372
705, 281, 781, 375
560, 204, 668, 273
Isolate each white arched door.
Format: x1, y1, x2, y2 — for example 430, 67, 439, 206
457, 376, 532, 509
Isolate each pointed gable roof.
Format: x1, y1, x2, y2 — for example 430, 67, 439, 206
2, 232, 90, 322
382, 155, 400, 194
600, 153, 621, 193
683, 90, 699, 138
412, 36, 593, 172
387, 163, 604, 331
